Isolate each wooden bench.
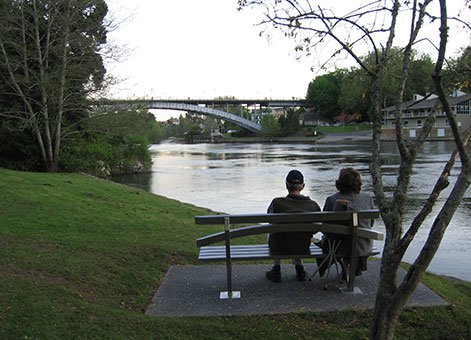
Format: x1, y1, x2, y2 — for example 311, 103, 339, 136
195, 210, 383, 299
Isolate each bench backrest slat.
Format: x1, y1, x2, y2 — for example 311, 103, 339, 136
195, 210, 380, 225
196, 222, 384, 247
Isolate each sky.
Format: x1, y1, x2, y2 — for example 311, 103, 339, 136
104, 0, 315, 101
103, 0, 470, 120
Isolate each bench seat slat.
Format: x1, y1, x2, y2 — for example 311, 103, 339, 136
198, 244, 380, 261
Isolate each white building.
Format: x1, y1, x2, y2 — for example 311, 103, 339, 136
382, 91, 471, 139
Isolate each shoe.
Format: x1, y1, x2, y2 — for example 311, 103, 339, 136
266, 267, 281, 283
295, 265, 306, 281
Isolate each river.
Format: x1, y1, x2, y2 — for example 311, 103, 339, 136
112, 140, 471, 281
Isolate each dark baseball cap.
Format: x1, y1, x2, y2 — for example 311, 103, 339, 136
286, 169, 304, 184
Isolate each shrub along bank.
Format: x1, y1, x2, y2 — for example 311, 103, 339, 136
0, 168, 470, 339
0, 109, 165, 177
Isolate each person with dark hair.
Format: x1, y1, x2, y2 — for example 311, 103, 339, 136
265, 169, 321, 283
319, 167, 375, 277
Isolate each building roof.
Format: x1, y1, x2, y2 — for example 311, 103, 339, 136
383, 93, 471, 112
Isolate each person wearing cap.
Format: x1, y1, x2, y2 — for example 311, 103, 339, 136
266, 169, 321, 282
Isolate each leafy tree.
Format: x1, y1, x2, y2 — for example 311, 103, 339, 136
260, 114, 281, 137
87, 110, 165, 144
59, 109, 163, 177
0, 0, 108, 172
201, 117, 220, 134
0, 122, 41, 170
239, 1, 471, 339
173, 113, 202, 138
279, 108, 300, 136
337, 50, 435, 119
378, 48, 435, 105
60, 134, 151, 178
309, 51, 434, 122
445, 46, 471, 92
306, 73, 342, 120
338, 67, 372, 118
406, 53, 435, 98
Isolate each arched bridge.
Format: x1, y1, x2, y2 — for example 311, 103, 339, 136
148, 101, 261, 133
95, 98, 306, 133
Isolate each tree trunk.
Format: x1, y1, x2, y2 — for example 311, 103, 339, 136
371, 299, 400, 340
46, 159, 58, 172
370, 247, 402, 339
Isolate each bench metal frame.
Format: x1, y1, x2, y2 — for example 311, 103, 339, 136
195, 210, 383, 299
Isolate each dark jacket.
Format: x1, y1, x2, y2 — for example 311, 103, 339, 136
267, 194, 321, 254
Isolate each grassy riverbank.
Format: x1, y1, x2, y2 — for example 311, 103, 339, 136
1, 168, 470, 339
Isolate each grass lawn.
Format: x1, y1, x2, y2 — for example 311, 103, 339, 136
1, 168, 470, 339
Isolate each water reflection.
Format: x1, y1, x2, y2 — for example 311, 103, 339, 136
111, 140, 470, 281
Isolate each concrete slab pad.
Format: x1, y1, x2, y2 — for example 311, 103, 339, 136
146, 261, 448, 317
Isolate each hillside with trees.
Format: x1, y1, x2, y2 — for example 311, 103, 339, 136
0, 0, 163, 177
